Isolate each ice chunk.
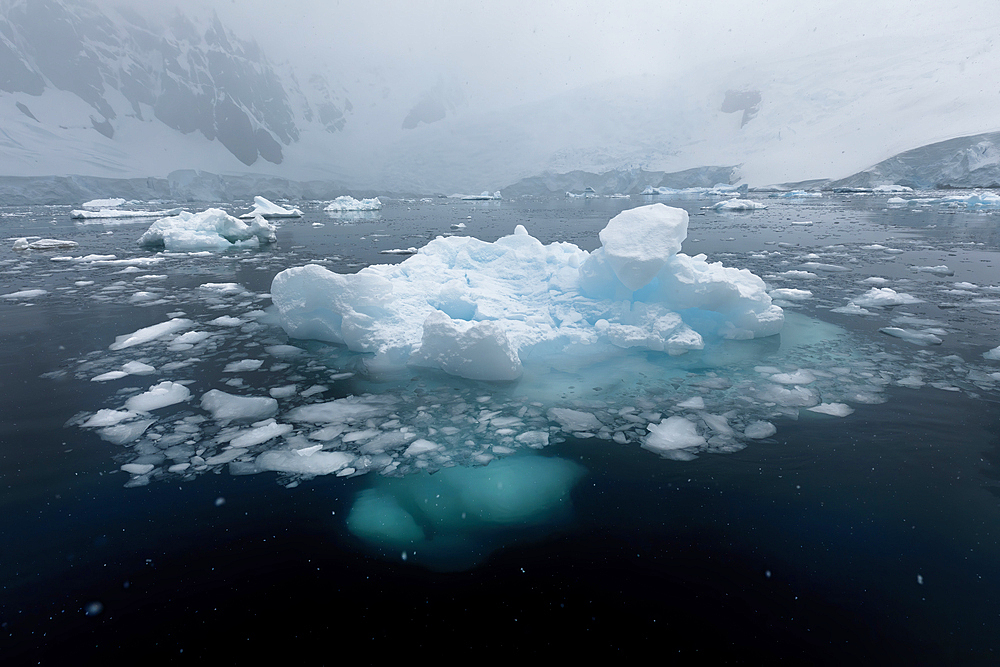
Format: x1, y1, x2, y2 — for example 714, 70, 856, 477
2, 289, 47, 299
410, 311, 522, 381
744, 421, 777, 439
137, 209, 276, 251
879, 327, 943, 346
703, 199, 767, 211
81, 409, 139, 428
223, 359, 264, 373
82, 198, 126, 209
238, 196, 302, 219
121, 361, 156, 375
256, 450, 355, 475
109, 318, 193, 350
200, 389, 278, 424
121, 463, 154, 475
547, 408, 603, 433
324, 196, 382, 212
12, 238, 78, 250
850, 288, 922, 308
229, 421, 293, 448
125, 381, 192, 412
598, 203, 687, 291
71, 207, 182, 219
984, 346, 1000, 361
642, 416, 706, 456
807, 403, 855, 417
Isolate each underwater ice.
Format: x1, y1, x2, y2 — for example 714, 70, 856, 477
272, 204, 782, 380
137, 209, 277, 251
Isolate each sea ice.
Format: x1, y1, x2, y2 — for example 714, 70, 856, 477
137, 209, 276, 251
109, 318, 192, 350
642, 416, 706, 455
849, 288, 921, 308
124, 381, 192, 412
71, 207, 182, 219
879, 327, 943, 346
200, 390, 278, 424
324, 196, 382, 212
238, 196, 302, 219
271, 204, 782, 380
12, 238, 78, 250
703, 199, 767, 211
985, 346, 1000, 361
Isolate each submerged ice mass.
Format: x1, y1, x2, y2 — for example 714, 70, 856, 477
271, 204, 783, 381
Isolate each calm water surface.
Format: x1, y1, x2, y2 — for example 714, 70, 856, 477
1, 194, 999, 663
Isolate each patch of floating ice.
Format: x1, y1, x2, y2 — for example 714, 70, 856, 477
985, 346, 1000, 361
849, 288, 922, 308
702, 199, 767, 211
807, 403, 855, 417
2, 288, 47, 299
238, 196, 302, 219
12, 238, 78, 250
138, 209, 276, 251
71, 207, 183, 219
879, 327, 943, 346
124, 381, 192, 412
109, 318, 193, 350
324, 196, 382, 212
912, 265, 954, 276
82, 198, 126, 209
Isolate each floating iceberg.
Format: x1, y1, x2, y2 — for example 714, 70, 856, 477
71, 207, 183, 219
238, 196, 302, 219
703, 199, 768, 211
271, 204, 783, 380
457, 191, 502, 201
12, 238, 78, 250
324, 196, 383, 212
82, 198, 126, 209
137, 209, 277, 251
887, 191, 1000, 209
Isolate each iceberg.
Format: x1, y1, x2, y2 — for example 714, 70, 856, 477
238, 196, 302, 219
81, 198, 126, 209
324, 196, 383, 212
271, 204, 783, 380
71, 207, 183, 220
137, 209, 276, 251
458, 191, 502, 201
702, 199, 768, 211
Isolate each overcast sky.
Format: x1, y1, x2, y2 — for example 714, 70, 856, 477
131, 0, 993, 110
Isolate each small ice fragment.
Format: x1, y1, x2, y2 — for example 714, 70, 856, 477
121, 463, 154, 475
879, 327, 943, 346
642, 416, 706, 455
125, 381, 192, 412
223, 359, 264, 373
807, 403, 855, 417
109, 318, 193, 350
744, 421, 777, 439
677, 396, 706, 410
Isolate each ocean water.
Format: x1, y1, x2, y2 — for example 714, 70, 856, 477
1, 193, 999, 663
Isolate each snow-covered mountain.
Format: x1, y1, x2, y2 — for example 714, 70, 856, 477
0, 0, 350, 175
1, 0, 998, 193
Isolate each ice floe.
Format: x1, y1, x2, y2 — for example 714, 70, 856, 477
238, 196, 302, 219
137, 209, 276, 251
324, 196, 383, 212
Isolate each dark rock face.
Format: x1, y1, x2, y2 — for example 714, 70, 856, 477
720, 90, 762, 127
0, 0, 350, 166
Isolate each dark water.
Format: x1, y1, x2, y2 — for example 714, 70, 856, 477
1, 194, 999, 663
